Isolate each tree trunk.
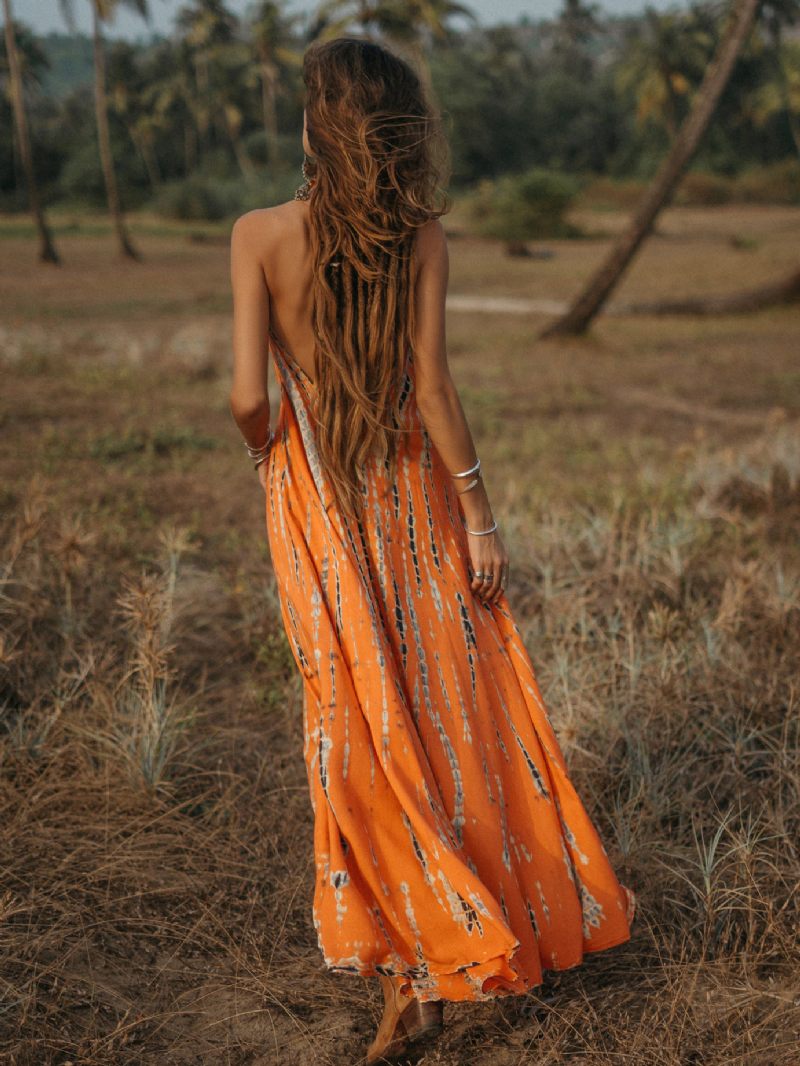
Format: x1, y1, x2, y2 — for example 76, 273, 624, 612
2, 0, 59, 264
184, 122, 197, 175
407, 37, 434, 100
92, 4, 139, 260
540, 0, 761, 339
770, 22, 800, 159
619, 265, 800, 315
222, 108, 255, 179
260, 59, 281, 171
129, 125, 162, 191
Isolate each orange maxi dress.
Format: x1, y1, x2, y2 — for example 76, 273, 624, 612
263, 330, 636, 1003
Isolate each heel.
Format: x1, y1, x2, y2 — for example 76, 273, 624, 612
400, 998, 444, 1044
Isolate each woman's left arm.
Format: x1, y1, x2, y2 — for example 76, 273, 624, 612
229, 211, 273, 463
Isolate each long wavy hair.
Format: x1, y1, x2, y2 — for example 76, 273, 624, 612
300, 36, 450, 522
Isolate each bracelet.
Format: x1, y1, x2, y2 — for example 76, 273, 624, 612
450, 457, 480, 479
456, 475, 482, 494
245, 430, 274, 468
464, 518, 497, 536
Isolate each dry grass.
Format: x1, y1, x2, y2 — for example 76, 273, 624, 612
1, 205, 799, 1064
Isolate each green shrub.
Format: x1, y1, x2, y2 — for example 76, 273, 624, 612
152, 176, 236, 221
675, 171, 733, 206
151, 169, 305, 221
466, 167, 583, 241
732, 160, 800, 204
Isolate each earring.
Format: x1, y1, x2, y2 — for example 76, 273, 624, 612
294, 155, 315, 201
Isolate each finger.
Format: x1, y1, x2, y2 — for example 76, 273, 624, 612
490, 563, 507, 602
485, 563, 501, 601
470, 566, 486, 594
479, 570, 495, 602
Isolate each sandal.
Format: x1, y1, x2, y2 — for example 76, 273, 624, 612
365, 977, 443, 1064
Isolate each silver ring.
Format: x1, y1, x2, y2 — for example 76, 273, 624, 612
482, 572, 493, 582
474, 571, 484, 579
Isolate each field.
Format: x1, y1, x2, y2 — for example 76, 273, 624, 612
1, 202, 799, 1065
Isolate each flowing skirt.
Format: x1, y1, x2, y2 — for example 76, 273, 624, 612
263, 334, 635, 1002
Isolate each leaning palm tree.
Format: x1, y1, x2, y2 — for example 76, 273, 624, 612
59, 0, 148, 260
1, 2, 59, 263
541, 0, 762, 339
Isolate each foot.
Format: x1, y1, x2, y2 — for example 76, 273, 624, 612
401, 997, 444, 1044
365, 975, 415, 1064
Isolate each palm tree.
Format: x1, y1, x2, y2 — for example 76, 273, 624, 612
312, 0, 476, 97
249, 0, 301, 172
541, 0, 762, 339
756, 0, 800, 156
1, 1, 59, 263
146, 39, 204, 175
552, 0, 602, 81
107, 42, 162, 191
175, 0, 237, 155
59, 0, 148, 260
177, 0, 263, 177
613, 7, 713, 140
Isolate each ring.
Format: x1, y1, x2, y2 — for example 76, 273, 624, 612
482, 573, 493, 582
474, 571, 484, 579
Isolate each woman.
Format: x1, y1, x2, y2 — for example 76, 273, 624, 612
229, 36, 636, 1064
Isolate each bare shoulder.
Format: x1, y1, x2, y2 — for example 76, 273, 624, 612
415, 217, 447, 254
231, 200, 305, 252
412, 218, 448, 290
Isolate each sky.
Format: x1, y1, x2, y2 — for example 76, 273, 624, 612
23, 0, 686, 41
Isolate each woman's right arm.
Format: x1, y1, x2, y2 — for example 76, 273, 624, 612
412, 219, 509, 604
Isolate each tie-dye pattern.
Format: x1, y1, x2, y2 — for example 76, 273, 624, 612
263, 331, 635, 1003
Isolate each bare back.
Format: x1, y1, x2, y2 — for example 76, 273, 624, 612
245, 199, 435, 387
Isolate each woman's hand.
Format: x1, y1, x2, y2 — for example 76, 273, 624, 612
256, 452, 273, 493
467, 528, 509, 603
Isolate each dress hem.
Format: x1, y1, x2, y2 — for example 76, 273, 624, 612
322, 922, 634, 1003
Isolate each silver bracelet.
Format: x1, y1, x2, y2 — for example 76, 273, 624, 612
454, 474, 481, 494
245, 430, 274, 468
451, 457, 480, 479
464, 518, 497, 536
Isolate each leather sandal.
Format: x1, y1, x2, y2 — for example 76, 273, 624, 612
365, 977, 443, 1064
401, 997, 444, 1045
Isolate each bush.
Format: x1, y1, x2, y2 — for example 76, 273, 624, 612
466, 167, 583, 242
152, 176, 237, 221
150, 162, 306, 221
674, 162, 800, 206
732, 160, 800, 204
676, 171, 734, 206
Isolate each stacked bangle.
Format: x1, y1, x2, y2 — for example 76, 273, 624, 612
449, 455, 497, 536
451, 457, 481, 480
463, 517, 498, 536
245, 430, 274, 469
